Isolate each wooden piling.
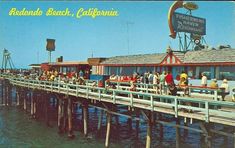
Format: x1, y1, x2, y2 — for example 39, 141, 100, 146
67, 98, 74, 138
45, 93, 50, 126
146, 112, 152, 148
136, 109, 140, 138
1, 80, 3, 105
5, 84, 9, 106
63, 99, 67, 133
23, 91, 27, 111
98, 110, 103, 131
233, 131, 235, 148
33, 92, 36, 118
58, 98, 63, 133
200, 122, 212, 148
105, 112, 111, 148
127, 109, 132, 131
159, 113, 164, 141
16, 88, 20, 106
30, 91, 34, 116
83, 104, 88, 136
175, 119, 180, 148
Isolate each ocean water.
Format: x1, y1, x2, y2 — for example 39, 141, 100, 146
0, 105, 234, 148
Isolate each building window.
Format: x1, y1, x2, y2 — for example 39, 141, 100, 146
138, 67, 154, 75
198, 66, 211, 79
219, 66, 235, 80
109, 67, 119, 75
120, 67, 136, 76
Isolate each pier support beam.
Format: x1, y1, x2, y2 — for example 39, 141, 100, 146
23, 91, 27, 111
200, 122, 212, 148
175, 119, 180, 148
159, 113, 164, 141
135, 109, 140, 138
67, 97, 74, 138
45, 93, 50, 126
3, 80, 9, 106
146, 112, 152, 148
83, 104, 88, 136
98, 110, 103, 131
127, 107, 132, 131
33, 92, 37, 118
58, 98, 63, 133
105, 112, 111, 148
30, 91, 34, 117
233, 130, 235, 148
1, 80, 3, 105
16, 88, 20, 106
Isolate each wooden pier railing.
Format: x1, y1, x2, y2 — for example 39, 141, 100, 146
2, 74, 235, 127
107, 80, 223, 101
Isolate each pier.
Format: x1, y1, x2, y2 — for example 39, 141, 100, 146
0, 73, 235, 147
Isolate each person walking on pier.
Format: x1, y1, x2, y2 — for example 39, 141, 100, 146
153, 72, 160, 94
159, 71, 166, 94
201, 73, 207, 87
200, 72, 208, 93
179, 71, 189, 96
165, 71, 176, 95
220, 79, 230, 101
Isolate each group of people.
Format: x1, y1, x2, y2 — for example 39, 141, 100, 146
109, 70, 232, 100
109, 71, 177, 95
9, 69, 87, 85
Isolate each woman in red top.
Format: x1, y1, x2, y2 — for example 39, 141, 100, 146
165, 71, 174, 85
165, 71, 177, 96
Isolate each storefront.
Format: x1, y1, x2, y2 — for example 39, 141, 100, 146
89, 47, 235, 80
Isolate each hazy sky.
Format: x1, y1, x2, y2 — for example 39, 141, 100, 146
0, 1, 234, 68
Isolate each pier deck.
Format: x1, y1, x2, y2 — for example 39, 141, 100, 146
3, 75, 235, 127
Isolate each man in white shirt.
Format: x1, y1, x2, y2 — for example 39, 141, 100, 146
220, 79, 230, 101
201, 73, 207, 87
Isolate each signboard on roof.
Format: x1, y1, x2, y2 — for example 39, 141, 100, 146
172, 12, 206, 35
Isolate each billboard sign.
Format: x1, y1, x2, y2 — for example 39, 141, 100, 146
46, 39, 55, 51
172, 12, 206, 35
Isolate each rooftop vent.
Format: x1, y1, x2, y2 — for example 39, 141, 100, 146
217, 45, 231, 49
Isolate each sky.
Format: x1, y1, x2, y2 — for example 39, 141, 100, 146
0, 1, 234, 68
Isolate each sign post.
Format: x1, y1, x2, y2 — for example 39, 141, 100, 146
46, 39, 55, 63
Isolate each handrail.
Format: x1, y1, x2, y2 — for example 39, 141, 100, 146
1, 73, 235, 126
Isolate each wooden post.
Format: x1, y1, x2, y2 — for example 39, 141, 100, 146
16, 88, 20, 106
136, 109, 140, 138
5, 84, 8, 106
183, 122, 188, 140
33, 92, 37, 118
127, 109, 132, 131
58, 98, 63, 133
200, 123, 212, 148
45, 94, 50, 126
146, 112, 152, 148
67, 97, 74, 138
7, 84, 11, 106
105, 112, 111, 148
175, 119, 180, 148
1, 80, 3, 105
233, 132, 235, 148
63, 99, 67, 133
31, 91, 33, 115
83, 104, 88, 136
98, 110, 103, 131
159, 113, 164, 141
23, 91, 27, 111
